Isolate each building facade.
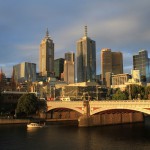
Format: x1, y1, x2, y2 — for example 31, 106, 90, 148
13, 62, 36, 83
76, 26, 96, 82
101, 48, 123, 85
111, 73, 131, 89
131, 69, 141, 82
65, 52, 75, 62
39, 29, 54, 77
133, 50, 150, 82
64, 52, 75, 84
54, 58, 64, 80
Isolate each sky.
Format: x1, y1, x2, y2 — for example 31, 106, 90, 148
0, 0, 150, 77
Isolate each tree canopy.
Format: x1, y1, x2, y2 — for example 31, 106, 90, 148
16, 93, 38, 116
112, 89, 128, 100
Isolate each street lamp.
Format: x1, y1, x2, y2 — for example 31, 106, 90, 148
129, 84, 132, 100
53, 86, 55, 100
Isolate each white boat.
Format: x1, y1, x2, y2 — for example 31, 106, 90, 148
27, 122, 45, 128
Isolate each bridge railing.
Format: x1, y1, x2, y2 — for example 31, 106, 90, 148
47, 100, 150, 103
91, 100, 150, 102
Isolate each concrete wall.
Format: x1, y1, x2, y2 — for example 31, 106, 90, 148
78, 112, 144, 127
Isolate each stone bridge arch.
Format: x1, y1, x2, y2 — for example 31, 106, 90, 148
90, 107, 150, 116
90, 100, 150, 116
47, 101, 85, 115
47, 106, 83, 115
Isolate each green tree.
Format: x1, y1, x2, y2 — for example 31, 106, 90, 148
16, 93, 38, 116
106, 88, 113, 100
37, 100, 47, 113
144, 86, 150, 99
127, 84, 145, 100
112, 89, 128, 100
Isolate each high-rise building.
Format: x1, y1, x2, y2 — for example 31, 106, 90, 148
0, 69, 6, 91
131, 69, 141, 82
13, 62, 36, 83
76, 26, 96, 82
39, 29, 54, 77
101, 48, 123, 85
65, 52, 75, 62
54, 58, 64, 80
133, 50, 150, 82
64, 52, 75, 84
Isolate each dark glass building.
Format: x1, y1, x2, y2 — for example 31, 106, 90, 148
133, 50, 150, 82
54, 58, 64, 80
64, 52, 75, 84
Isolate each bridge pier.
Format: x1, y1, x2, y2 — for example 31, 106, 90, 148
78, 100, 144, 127
78, 112, 144, 127
78, 115, 92, 127
78, 100, 93, 127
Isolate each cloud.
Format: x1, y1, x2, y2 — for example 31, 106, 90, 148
1, 0, 150, 77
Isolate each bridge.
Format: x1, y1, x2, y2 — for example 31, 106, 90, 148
47, 100, 150, 115
47, 100, 150, 127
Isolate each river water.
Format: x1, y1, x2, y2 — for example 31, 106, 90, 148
1, 117, 150, 150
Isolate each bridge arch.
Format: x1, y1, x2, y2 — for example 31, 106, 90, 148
47, 106, 83, 115
91, 107, 150, 116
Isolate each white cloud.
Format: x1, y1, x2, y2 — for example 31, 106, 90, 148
1, 0, 150, 77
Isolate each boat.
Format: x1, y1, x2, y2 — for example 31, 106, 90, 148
27, 122, 45, 128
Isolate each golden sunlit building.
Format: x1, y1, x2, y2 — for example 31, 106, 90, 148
39, 29, 54, 77
101, 48, 123, 85
76, 26, 96, 82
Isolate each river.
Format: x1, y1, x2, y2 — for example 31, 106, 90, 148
1, 117, 150, 150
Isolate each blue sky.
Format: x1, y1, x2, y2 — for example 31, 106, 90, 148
0, 0, 150, 77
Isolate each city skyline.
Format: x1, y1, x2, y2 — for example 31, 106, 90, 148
0, 0, 150, 77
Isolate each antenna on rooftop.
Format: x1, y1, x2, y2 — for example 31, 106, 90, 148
84, 26, 87, 37
46, 28, 49, 37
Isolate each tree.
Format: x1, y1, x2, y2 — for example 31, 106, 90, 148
37, 100, 47, 113
112, 89, 128, 100
106, 88, 113, 100
16, 93, 38, 116
144, 86, 150, 99
126, 84, 145, 100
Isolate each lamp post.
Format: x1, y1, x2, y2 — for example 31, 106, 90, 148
96, 85, 100, 100
53, 86, 55, 100
129, 84, 132, 100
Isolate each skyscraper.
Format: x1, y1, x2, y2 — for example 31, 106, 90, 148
76, 26, 96, 82
13, 62, 36, 83
64, 52, 75, 84
101, 48, 123, 85
133, 50, 150, 82
54, 58, 64, 80
39, 29, 54, 77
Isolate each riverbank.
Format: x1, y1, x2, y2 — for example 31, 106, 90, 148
0, 115, 147, 126
0, 119, 29, 124
46, 118, 78, 125
0, 118, 78, 125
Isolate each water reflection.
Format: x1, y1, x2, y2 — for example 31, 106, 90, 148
1, 118, 150, 150
27, 127, 40, 133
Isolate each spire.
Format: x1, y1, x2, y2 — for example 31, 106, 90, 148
84, 26, 87, 37
46, 28, 49, 38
